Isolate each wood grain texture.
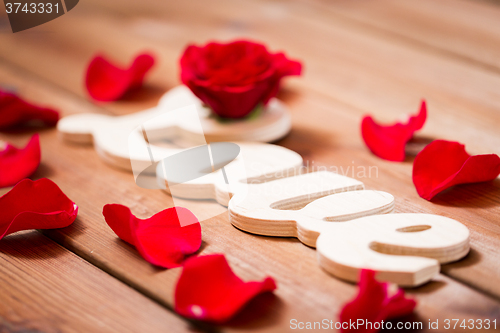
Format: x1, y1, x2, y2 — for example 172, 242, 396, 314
1, 0, 500, 331
1, 0, 499, 298
0, 231, 193, 333
308, 0, 500, 73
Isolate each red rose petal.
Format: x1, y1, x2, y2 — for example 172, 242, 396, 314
361, 100, 427, 161
175, 254, 277, 323
339, 270, 416, 333
102, 204, 201, 268
0, 90, 59, 129
86, 53, 155, 102
412, 140, 500, 200
0, 178, 78, 239
0, 134, 41, 188
180, 40, 302, 118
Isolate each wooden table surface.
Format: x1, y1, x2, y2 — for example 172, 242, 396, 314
1, 0, 500, 332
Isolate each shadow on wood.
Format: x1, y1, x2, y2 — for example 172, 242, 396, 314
119, 84, 168, 105
441, 248, 482, 272
0, 231, 66, 259
223, 292, 284, 329
430, 179, 500, 208
404, 135, 435, 163
30, 162, 55, 179
406, 280, 446, 294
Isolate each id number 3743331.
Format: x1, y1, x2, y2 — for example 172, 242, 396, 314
5, 2, 60, 14
442, 319, 496, 330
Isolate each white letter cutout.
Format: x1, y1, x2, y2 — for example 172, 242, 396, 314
58, 85, 292, 171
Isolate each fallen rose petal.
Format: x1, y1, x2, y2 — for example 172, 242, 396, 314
103, 204, 201, 268
339, 270, 416, 333
361, 100, 427, 161
86, 53, 155, 101
175, 254, 277, 323
0, 90, 59, 129
0, 134, 41, 188
412, 140, 500, 200
0, 178, 78, 239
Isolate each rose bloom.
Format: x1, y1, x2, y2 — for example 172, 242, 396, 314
180, 40, 302, 118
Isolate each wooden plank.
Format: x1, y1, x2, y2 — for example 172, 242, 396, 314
305, 0, 500, 73
1, 0, 500, 299
0, 231, 194, 333
1, 61, 499, 332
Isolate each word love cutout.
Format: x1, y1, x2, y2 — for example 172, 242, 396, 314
58, 84, 470, 286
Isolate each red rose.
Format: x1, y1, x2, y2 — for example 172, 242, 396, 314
180, 40, 302, 118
